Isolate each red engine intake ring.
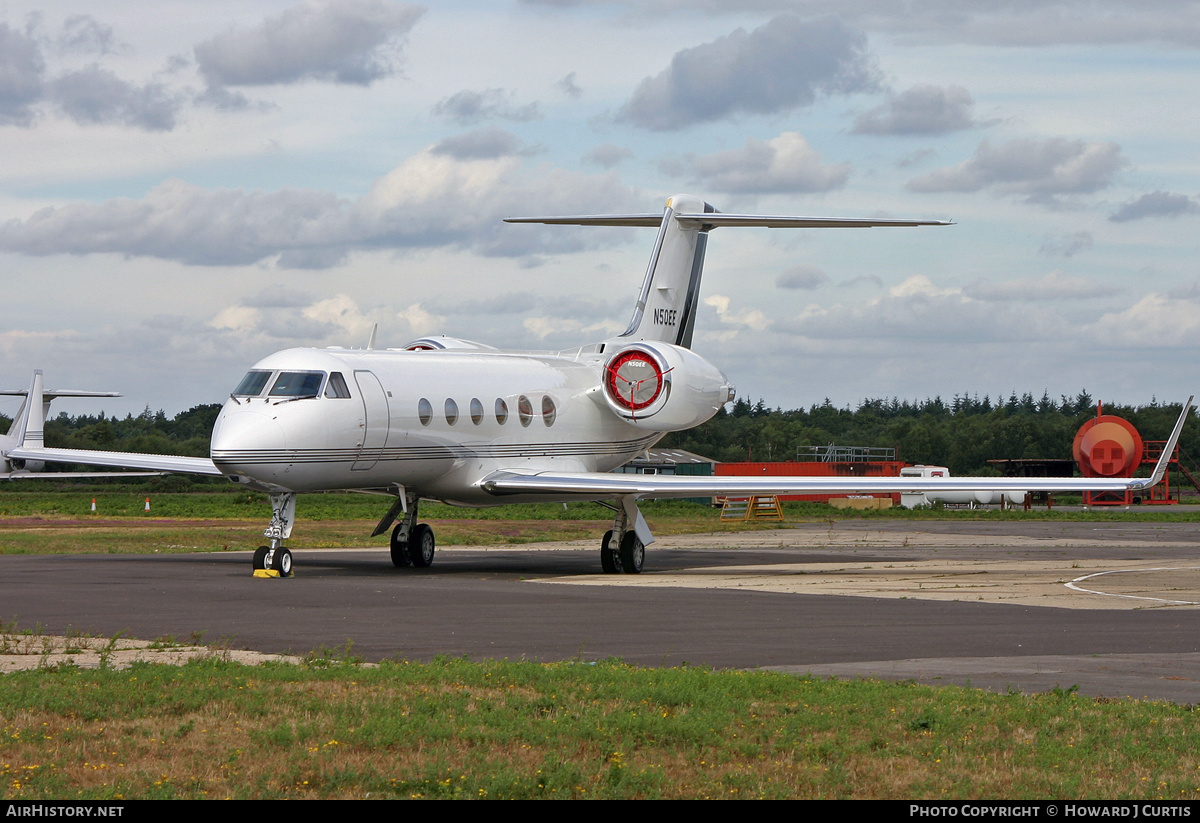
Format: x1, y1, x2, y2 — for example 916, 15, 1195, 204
605, 349, 666, 412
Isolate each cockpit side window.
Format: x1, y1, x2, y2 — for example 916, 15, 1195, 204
233, 370, 272, 397
268, 371, 325, 397
325, 372, 351, 398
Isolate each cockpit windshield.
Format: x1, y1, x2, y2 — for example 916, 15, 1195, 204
232, 370, 272, 397
268, 371, 325, 398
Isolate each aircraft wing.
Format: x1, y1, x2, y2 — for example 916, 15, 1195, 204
5, 445, 222, 476
481, 471, 1158, 498
484, 395, 1192, 499
5, 470, 165, 481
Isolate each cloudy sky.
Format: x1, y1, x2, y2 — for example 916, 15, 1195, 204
2, 0, 1199, 421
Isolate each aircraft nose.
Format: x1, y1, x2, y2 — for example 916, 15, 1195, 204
210, 407, 287, 471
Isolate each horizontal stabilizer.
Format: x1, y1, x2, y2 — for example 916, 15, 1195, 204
0, 389, 121, 398
504, 213, 951, 229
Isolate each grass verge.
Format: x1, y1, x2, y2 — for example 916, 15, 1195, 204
2, 653, 1199, 800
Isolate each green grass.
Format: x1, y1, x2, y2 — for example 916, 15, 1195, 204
2, 655, 1199, 799
1, 491, 1196, 556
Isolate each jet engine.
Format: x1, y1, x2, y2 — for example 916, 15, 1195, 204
599, 342, 733, 431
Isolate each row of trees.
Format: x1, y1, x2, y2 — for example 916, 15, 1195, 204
662, 394, 1197, 475
3, 392, 1195, 477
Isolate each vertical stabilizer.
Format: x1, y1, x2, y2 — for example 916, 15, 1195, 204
619, 194, 712, 349
10, 370, 44, 449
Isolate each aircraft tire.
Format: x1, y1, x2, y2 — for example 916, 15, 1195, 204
600, 530, 621, 573
253, 546, 269, 570
619, 532, 644, 574
390, 524, 413, 567
272, 547, 293, 577
410, 523, 435, 568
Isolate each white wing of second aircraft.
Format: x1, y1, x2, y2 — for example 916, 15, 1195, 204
7, 445, 221, 476
2, 371, 221, 478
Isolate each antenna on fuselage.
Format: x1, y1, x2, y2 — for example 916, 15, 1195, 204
366, 323, 378, 350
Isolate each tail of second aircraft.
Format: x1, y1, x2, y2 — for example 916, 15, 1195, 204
505, 194, 951, 350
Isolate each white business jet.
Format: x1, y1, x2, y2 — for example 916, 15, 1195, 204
1, 379, 160, 481
6, 194, 1191, 576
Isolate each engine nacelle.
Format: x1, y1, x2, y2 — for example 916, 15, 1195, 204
4, 456, 44, 472
600, 342, 733, 431
396, 336, 498, 352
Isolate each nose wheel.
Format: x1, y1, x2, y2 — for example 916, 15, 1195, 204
252, 492, 296, 578
252, 543, 294, 578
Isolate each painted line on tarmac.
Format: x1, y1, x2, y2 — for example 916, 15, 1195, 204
1065, 567, 1200, 606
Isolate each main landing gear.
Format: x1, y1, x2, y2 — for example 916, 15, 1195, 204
375, 490, 436, 570
599, 497, 647, 574
252, 491, 296, 578
390, 521, 436, 569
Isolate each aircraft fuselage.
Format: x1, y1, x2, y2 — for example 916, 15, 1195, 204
209, 344, 685, 505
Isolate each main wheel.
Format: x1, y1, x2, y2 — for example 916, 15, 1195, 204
619, 532, 644, 574
253, 546, 269, 570
271, 547, 293, 576
410, 523, 435, 568
600, 529, 622, 574
390, 524, 412, 567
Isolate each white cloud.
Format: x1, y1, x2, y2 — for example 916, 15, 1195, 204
907, 137, 1127, 205
0, 148, 637, 266
1088, 293, 1200, 347
194, 0, 424, 88
689, 132, 849, 194
50, 66, 181, 131
397, 303, 446, 337
431, 88, 540, 125
964, 270, 1118, 301
431, 127, 533, 159
704, 294, 768, 332
0, 22, 45, 126
853, 84, 977, 136
580, 2, 1200, 49
775, 264, 828, 290
617, 15, 880, 130
1109, 191, 1200, 222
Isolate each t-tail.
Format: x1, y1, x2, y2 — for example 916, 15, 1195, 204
505, 193, 951, 350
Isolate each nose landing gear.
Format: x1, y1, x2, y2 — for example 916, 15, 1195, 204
252, 492, 296, 578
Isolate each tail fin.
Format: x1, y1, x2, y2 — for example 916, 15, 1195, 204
9, 370, 44, 449
620, 194, 712, 348
505, 194, 950, 350
1, 371, 122, 449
